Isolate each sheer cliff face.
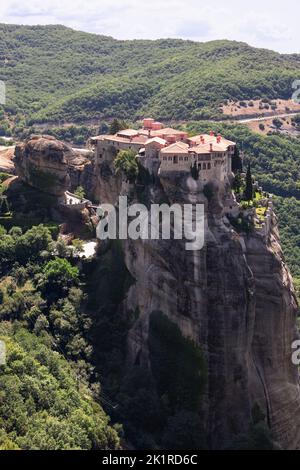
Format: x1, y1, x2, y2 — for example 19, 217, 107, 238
103, 171, 300, 450
245, 227, 300, 449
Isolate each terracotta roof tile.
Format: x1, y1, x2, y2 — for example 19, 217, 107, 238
161, 142, 189, 154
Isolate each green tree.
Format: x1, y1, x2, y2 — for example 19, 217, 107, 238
41, 258, 79, 298
149, 312, 207, 412
74, 186, 86, 200
232, 146, 243, 173
114, 149, 138, 182
109, 119, 126, 135
272, 118, 283, 129
190, 162, 199, 180
16, 225, 52, 263
72, 239, 84, 256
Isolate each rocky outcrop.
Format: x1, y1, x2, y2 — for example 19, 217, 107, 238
113, 172, 300, 449
14, 135, 71, 196
245, 223, 300, 449
13, 135, 122, 203
0, 146, 15, 173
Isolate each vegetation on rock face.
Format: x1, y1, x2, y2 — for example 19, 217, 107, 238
149, 311, 207, 412
274, 197, 300, 299
74, 186, 86, 199
245, 164, 253, 201
190, 162, 199, 181
1, 24, 300, 128
184, 121, 300, 295
114, 149, 138, 182
27, 165, 61, 195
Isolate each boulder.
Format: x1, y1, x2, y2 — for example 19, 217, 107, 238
14, 135, 72, 196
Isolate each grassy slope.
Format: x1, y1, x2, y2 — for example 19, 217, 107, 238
1, 24, 300, 124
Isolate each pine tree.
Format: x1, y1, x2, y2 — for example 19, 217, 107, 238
109, 119, 122, 135
190, 161, 199, 180
245, 163, 253, 201
232, 146, 243, 173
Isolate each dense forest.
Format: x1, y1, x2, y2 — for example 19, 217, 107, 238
0, 222, 122, 450
0, 24, 300, 127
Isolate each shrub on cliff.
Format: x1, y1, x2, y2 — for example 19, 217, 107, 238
148, 311, 207, 413
114, 149, 138, 182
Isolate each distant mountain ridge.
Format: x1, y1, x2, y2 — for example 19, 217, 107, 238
0, 24, 300, 124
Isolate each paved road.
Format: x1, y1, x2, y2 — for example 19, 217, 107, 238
237, 112, 300, 124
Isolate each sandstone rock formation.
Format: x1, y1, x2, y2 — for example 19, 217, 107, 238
12, 134, 300, 448
101, 168, 300, 449
14, 135, 71, 196
0, 146, 15, 173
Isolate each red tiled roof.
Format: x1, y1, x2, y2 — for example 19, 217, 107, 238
152, 127, 187, 136
161, 142, 189, 154
117, 129, 139, 137
145, 137, 167, 146
190, 142, 229, 154
188, 134, 235, 150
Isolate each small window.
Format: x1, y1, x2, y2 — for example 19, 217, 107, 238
203, 163, 207, 170
207, 162, 211, 170
179, 157, 183, 161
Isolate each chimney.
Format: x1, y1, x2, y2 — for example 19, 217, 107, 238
210, 131, 214, 136
210, 143, 213, 152
217, 135, 221, 143
148, 129, 151, 138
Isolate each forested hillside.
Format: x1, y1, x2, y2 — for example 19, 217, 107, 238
0, 24, 300, 127
0, 222, 120, 450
